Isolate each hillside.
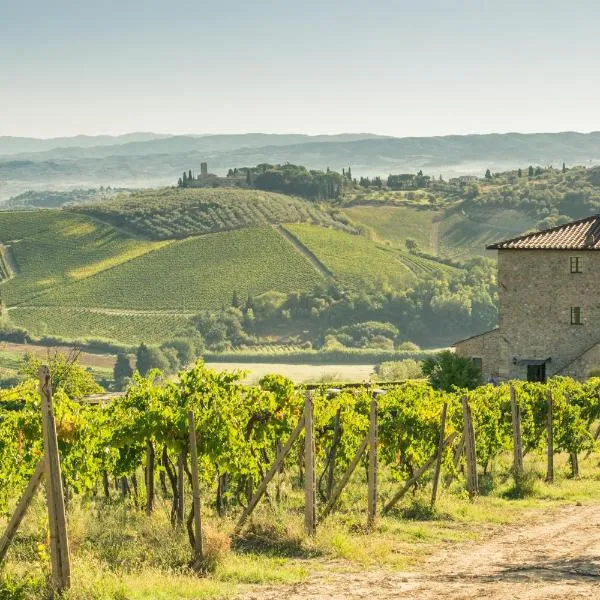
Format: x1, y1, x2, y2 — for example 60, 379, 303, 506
4, 132, 600, 196
73, 187, 354, 239
29, 226, 324, 311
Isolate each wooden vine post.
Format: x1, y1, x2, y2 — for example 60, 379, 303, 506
367, 392, 379, 528
304, 390, 316, 536
431, 402, 448, 508
565, 393, 579, 477
461, 396, 478, 498
510, 385, 524, 482
235, 414, 306, 533
40, 365, 71, 592
0, 460, 45, 564
546, 389, 554, 483
145, 440, 154, 515
187, 411, 204, 565
177, 452, 185, 525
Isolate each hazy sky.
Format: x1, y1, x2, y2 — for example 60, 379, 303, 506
2, 0, 600, 138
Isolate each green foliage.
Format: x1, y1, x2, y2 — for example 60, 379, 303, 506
113, 353, 133, 388
135, 344, 171, 376
422, 350, 483, 391
33, 227, 323, 312
375, 359, 423, 381
75, 187, 352, 240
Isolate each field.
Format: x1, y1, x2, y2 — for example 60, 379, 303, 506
74, 187, 354, 239
7, 307, 195, 345
283, 223, 457, 288
3, 366, 600, 600
30, 226, 323, 311
284, 224, 417, 289
343, 205, 436, 251
0, 211, 167, 305
439, 208, 539, 258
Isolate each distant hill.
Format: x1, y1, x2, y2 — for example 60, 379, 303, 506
3, 132, 600, 196
0, 132, 171, 156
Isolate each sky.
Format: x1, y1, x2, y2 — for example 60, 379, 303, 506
2, 0, 600, 138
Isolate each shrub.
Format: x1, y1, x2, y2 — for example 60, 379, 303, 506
422, 350, 483, 391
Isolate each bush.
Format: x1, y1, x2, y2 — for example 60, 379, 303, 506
421, 350, 483, 391
375, 359, 422, 381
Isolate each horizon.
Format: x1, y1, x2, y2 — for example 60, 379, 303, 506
5, 129, 600, 142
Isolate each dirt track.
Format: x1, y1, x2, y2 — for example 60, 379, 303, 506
242, 503, 600, 599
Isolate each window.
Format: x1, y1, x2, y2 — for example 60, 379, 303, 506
571, 306, 582, 325
527, 364, 546, 382
472, 357, 482, 371
570, 257, 583, 273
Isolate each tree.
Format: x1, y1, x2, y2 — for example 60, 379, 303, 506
347, 166, 352, 180
485, 169, 492, 180
188, 169, 193, 181
422, 350, 483, 392
114, 353, 133, 389
231, 290, 240, 308
182, 171, 188, 186
405, 238, 419, 253
517, 168, 522, 178
528, 165, 534, 177
136, 343, 170, 376
562, 162, 567, 173
177, 177, 183, 187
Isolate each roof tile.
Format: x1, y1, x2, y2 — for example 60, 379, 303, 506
487, 215, 600, 250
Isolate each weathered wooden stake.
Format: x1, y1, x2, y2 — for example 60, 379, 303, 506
304, 391, 316, 536
145, 440, 155, 514
461, 395, 478, 498
510, 385, 524, 482
565, 393, 580, 478
326, 409, 342, 500
431, 402, 448, 508
40, 365, 71, 592
367, 395, 378, 528
187, 411, 203, 562
236, 415, 306, 532
0, 459, 45, 564
546, 390, 554, 483
177, 452, 185, 525
383, 432, 458, 514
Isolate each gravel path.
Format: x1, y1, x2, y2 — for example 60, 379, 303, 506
241, 503, 600, 599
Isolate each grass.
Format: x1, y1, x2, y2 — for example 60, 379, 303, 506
8, 307, 195, 345
29, 227, 323, 311
439, 208, 538, 258
74, 187, 353, 240
342, 205, 436, 251
284, 224, 417, 290
2, 450, 599, 599
0, 211, 167, 305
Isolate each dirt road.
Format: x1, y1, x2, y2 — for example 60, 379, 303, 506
242, 503, 600, 599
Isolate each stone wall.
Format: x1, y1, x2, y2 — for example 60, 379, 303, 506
454, 328, 502, 381
498, 249, 600, 379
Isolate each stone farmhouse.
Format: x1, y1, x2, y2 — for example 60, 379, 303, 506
454, 215, 600, 382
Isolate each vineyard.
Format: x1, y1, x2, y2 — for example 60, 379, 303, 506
284, 224, 456, 288
2, 357, 600, 598
28, 227, 323, 311
0, 211, 166, 305
7, 307, 195, 346
74, 188, 355, 240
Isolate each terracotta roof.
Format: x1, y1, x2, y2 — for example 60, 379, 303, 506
487, 215, 600, 250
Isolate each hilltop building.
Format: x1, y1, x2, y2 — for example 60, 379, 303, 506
454, 215, 600, 382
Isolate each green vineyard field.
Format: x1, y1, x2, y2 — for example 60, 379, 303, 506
31, 227, 324, 311
8, 307, 195, 345
75, 187, 353, 239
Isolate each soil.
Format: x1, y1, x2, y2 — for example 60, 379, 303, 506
241, 503, 600, 599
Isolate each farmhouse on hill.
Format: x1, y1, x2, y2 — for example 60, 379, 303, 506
454, 214, 600, 382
